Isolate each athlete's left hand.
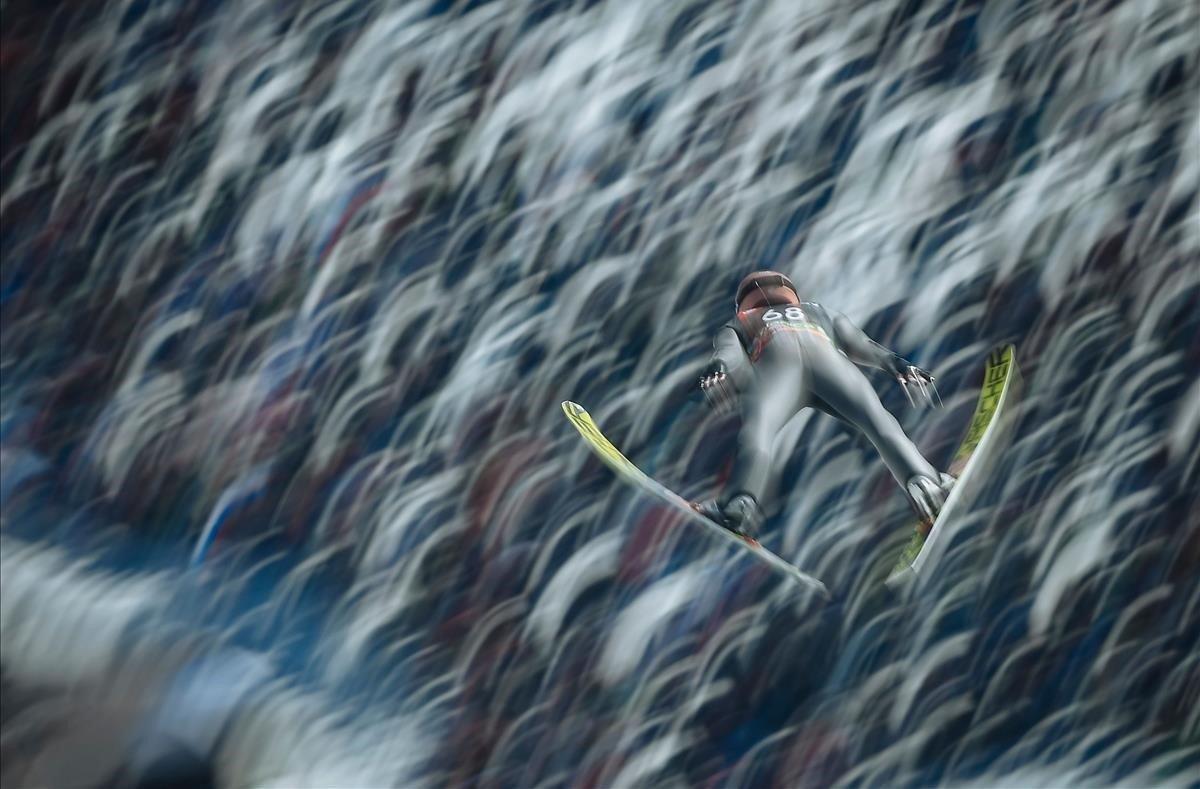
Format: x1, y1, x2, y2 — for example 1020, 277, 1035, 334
888, 355, 941, 408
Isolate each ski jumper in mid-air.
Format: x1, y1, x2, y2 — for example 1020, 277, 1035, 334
696, 270, 955, 538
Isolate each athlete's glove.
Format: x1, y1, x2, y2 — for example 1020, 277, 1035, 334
700, 362, 738, 414
886, 354, 941, 408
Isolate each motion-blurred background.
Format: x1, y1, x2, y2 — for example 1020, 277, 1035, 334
1, 0, 1197, 786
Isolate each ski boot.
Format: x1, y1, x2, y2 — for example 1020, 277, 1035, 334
695, 493, 763, 541
905, 472, 957, 532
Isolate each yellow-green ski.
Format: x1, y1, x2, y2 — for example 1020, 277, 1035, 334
562, 401, 830, 599
888, 345, 1022, 589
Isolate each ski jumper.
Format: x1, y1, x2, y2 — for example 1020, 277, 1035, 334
711, 301, 940, 507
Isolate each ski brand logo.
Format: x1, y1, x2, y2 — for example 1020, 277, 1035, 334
954, 346, 1013, 465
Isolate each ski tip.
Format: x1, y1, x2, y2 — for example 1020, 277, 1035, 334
561, 400, 585, 416
885, 566, 916, 594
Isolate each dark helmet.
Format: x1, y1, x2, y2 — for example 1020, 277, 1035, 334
735, 270, 798, 309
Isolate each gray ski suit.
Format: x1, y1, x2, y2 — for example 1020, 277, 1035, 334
710, 301, 940, 508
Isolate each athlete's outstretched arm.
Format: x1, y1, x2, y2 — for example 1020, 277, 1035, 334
829, 310, 939, 406
829, 310, 896, 370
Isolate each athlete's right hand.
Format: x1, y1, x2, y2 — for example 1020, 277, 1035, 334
700, 363, 737, 414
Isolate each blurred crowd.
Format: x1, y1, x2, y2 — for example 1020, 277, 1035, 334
2, 0, 1197, 786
